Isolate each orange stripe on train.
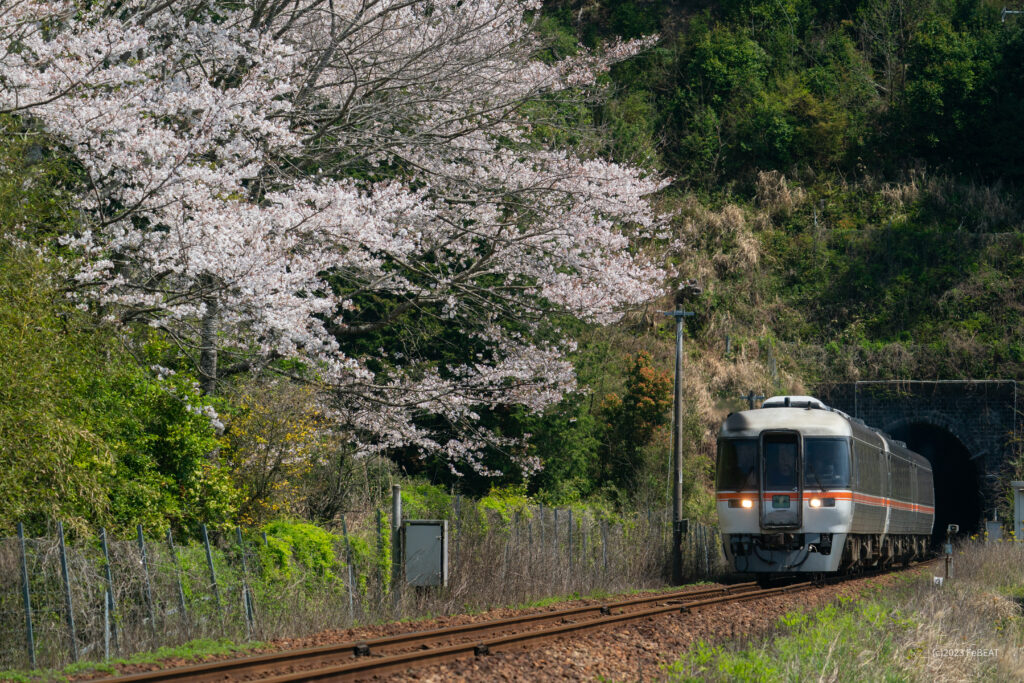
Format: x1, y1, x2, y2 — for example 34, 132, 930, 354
716, 490, 934, 514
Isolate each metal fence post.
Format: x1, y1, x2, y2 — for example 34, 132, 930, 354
137, 525, 156, 633
340, 515, 355, 619
103, 588, 111, 660
375, 508, 384, 595
100, 528, 119, 652
565, 507, 573, 573
236, 526, 255, 635
601, 520, 607, 575
17, 522, 36, 668
553, 508, 559, 555
57, 521, 78, 662
580, 517, 588, 572
512, 511, 520, 588
501, 531, 510, 595
166, 529, 187, 623
453, 495, 462, 571
528, 510, 534, 570
539, 504, 545, 564
201, 524, 221, 610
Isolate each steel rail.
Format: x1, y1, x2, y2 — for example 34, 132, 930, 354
254, 559, 941, 683
260, 581, 817, 682
93, 582, 758, 683
96, 559, 940, 683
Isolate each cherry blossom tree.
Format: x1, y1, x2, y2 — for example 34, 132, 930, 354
0, 0, 670, 476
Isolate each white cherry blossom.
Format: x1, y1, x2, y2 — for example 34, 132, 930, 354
0, 0, 670, 476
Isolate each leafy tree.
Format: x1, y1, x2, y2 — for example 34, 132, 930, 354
0, 117, 238, 534
1, 0, 669, 481
597, 352, 673, 494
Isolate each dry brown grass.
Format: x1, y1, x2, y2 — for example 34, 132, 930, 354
879, 169, 1021, 232
0, 510, 728, 672
754, 170, 807, 218
891, 541, 1024, 681
666, 541, 1024, 682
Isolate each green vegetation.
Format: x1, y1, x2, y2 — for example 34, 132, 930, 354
665, 597, 917, 681
524, 0, 1024, 503
6, 1, 1022, 675
0, 118, 238, 537
664, 541, 1024, 681
0, 638, 260, 682
3, 1, 1024, 536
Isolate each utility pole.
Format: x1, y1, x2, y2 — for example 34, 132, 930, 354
663, 279, 701, 585
739, 391, 766, 410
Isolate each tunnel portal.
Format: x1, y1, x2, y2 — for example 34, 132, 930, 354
887, 422, 982, 544
817, 380, 1018, 542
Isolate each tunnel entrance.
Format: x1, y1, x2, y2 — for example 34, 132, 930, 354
887, 422, 983, 545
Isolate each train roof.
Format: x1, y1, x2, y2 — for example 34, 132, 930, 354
720, 407, 852, 438
719, 401, 932, 471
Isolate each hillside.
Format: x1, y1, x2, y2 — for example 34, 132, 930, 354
524, 0, 1024, 513
0, 0, 1022, 534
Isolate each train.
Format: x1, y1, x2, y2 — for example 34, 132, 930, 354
716, 395, 934, 577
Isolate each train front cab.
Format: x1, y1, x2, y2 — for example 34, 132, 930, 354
717, 425, 852, 574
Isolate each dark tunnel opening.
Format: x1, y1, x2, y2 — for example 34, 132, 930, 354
887, 422, 983, 545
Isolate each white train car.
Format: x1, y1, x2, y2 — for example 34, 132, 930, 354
717, 396, 934, 575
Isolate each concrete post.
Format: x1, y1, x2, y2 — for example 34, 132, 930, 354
391, 484, 402, 608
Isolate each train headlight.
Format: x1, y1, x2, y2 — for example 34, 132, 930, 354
808, 497, 835, 508
809, 498, 822, 508
741, 498, 754, 509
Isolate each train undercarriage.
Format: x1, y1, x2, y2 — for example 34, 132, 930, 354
840, 533, 930, 571
725, 532, 931, 578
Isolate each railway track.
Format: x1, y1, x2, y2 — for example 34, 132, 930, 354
96, 560, 938, 683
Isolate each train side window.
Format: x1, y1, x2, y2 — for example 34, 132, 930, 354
803, 438, 851, 489
909, 463, 917, 503
854, 438, 881, 495
900, 459, 912, 499
716, 438, 758, 490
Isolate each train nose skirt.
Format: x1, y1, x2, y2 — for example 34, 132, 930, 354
730, 533, 834, 555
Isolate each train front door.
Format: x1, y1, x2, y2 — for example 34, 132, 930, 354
761, 431, 802, 529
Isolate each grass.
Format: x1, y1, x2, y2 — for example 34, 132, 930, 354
663, 542, 1024, 682
0, 638, 261, 682
0, 582, 713, 681
2, 504, 706, 672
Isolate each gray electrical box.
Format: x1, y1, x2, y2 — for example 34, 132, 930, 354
403, 520, 448, 587
1013, 482, 1024, 542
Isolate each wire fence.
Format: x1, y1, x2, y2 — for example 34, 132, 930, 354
0, 506, 726, 672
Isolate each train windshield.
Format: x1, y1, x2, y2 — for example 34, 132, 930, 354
803, 438, 851, 489
763, 434, 799, 490
716, 439, 758, 490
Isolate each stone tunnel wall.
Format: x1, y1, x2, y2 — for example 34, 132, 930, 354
816, 380, 1019, 516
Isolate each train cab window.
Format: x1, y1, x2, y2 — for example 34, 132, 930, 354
803, 438, 851, 489
716, 439, 758, 490
764, 435, 799, 490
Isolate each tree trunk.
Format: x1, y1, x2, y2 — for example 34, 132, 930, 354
199, 293, 219, 395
